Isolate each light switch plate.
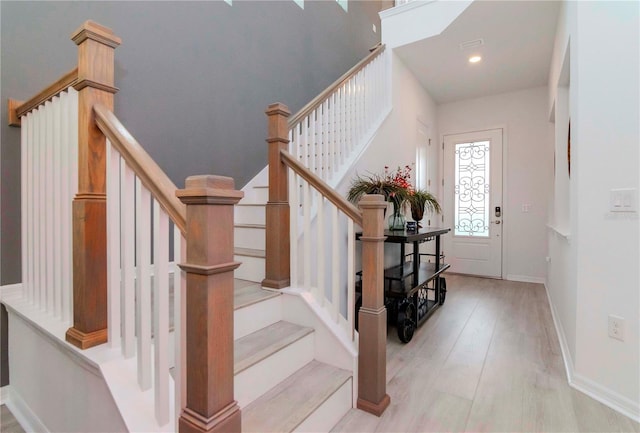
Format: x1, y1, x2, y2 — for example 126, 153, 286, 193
610, 188, 637, 212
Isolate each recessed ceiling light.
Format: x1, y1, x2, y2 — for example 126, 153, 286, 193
469, 55, 482, 63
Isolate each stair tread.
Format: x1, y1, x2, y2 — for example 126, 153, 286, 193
242, 360, 351, 433
234, 247, 265, 258
234, 321, 313, 375
234, 280, 279, 310
235, 223, 266, 229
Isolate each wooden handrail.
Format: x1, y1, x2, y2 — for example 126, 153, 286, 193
280, 149, 363, 226
287, 44, 386, 128
15, 67, 79, 118
94, 103, 187, 236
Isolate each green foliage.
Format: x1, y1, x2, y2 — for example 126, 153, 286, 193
408, 189, 441, 214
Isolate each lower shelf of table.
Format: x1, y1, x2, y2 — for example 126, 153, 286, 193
384, 262, 450, 298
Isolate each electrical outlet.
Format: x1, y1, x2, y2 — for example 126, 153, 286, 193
608, 315, 625, 341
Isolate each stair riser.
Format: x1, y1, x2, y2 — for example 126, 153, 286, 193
234, 254, 265, 283
234, 226, 265, 250
294, 378, 353, 433
235, 295, 281, 340
250, 186, 269, 204
235, 333, 314, 409
235, 205, 265, 225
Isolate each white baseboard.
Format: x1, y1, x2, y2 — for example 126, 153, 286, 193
506, 274, 546, 284
0, 385, 11, 405
544, 283, 640, 423
571, 372, 640, 423
5, 387, 50, 433
543, 283, 575, 383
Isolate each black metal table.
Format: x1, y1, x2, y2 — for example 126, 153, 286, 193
356, 226, 451, 343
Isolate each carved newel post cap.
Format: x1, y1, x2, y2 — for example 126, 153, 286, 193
176, 175, 244, 204
71, 20, 121, 47
265, 102, 291, 116
186, 174, 235, 190
359, 194, 387, 208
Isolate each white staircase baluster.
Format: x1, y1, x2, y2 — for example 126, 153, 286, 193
347, 219, 355, 340
136, 179, 152, 390
153, 201, 170, 426
317, 195, 325, 307
67, 88, 78, 323
121, 162, 136, 358
107, 140, 122, 348
45, 101, 54, 314
21, 109, 28, 300
37, 106, 45, 309
52, 96, 62, 318
331, 206, 339, 322
289, 164, 299, 287
303, 181, 311, 292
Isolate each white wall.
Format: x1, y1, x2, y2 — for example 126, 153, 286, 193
437, 87, 554, 282
547, 0, 640, 421
573, 0, 639, 416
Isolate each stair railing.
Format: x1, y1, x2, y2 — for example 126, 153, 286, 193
10, 20, 243, 433
264, 103, 391, 416
94, 104, 186, 427
287, 44, 389, 188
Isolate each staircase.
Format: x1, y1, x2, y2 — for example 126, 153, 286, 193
4, 18, 392, 433
232, 183, 355, 431
233, 281, 353, 432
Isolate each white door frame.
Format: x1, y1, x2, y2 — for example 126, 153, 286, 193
440, 126, 509, 279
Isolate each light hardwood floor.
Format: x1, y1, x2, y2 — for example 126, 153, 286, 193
333, 275, 640, 433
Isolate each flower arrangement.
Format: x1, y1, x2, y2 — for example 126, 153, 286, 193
347, 164, 441, 229
346, 165, 414, 212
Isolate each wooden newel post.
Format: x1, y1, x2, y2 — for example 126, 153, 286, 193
66, 21, 121, 349
176, 175, 244, 433
262, 103, 291, 289
357, 194, 391, 416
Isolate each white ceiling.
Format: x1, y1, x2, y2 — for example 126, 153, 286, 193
395, 0, 561, 104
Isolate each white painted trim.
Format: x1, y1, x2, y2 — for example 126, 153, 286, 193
571, 372, 640, 423
544, 283, 640, 423
546, 224, 571, 242
543, 282, 575, 384
5, 386, 50, 433
506, 274, 546, 284
281, 287, 358, 359
0, 385, 11, 405
379, 0, 436, 20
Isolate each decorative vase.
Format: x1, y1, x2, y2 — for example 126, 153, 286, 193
411, 203, 424, 228
388, 202, 406, 230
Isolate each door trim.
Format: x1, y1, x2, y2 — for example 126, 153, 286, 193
441, 126, 509, 279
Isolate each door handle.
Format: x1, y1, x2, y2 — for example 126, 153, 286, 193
493, 220, 501, 225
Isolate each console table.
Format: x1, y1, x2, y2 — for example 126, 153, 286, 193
356, 226, 451, 343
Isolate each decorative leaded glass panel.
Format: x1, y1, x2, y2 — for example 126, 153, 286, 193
454, 141, 490, 237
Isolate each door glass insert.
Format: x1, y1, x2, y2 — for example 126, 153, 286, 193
454, 141, 490, 237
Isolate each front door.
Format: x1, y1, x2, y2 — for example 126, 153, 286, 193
443, 129, 503, 278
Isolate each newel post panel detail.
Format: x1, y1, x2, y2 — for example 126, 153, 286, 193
66, 21, 121, 349
262, 103, 291, 289
357, 194, 391, 416
177, 175, 244, 433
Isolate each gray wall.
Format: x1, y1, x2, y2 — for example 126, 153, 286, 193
0, 0, 389, 387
